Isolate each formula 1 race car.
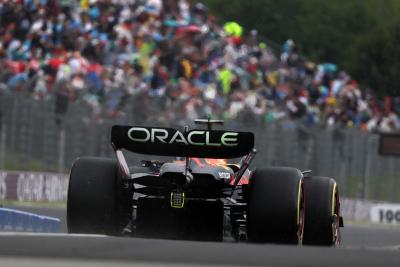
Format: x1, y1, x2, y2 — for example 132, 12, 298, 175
67, 119, 343, 245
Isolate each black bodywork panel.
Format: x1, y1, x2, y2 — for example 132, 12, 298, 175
130, 161, 235, 198
136, 197, 224, 241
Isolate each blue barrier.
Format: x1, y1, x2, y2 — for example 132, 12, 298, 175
0, 208, 61, 233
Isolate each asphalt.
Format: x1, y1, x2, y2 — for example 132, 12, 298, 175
0, 206, 399, 267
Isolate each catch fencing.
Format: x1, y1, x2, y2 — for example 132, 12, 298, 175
1, 91, 400, 202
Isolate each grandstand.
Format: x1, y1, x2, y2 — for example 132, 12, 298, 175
0, 0, 399, 132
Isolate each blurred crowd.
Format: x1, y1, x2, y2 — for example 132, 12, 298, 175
0, 0, 399, 132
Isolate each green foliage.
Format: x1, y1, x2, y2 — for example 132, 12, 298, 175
348, 26, 400, 96
203, 0, 400, 96
3, 153, 61, 172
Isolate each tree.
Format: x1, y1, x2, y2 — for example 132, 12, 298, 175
349, 26, 400, 96
202, 0, 400, 96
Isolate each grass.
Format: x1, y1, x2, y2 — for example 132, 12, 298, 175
345, 176, 360, 198
0, 200, 66, 209
2, 153, 67, 173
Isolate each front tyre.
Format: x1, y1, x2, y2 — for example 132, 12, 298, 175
303, 176, 341, 246
247, 167, 304, 244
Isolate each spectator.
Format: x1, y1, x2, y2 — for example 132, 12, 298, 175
0, 0, 398, 132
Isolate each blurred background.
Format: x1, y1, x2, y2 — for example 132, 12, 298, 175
0, 0, 399, 208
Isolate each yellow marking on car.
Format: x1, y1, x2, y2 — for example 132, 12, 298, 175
170, 192, 185, 208
331, 182, 337, 243
331, 182, 337, 216
297, 180, 303, 243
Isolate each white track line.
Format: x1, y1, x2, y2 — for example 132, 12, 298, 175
0, 232, 107, 238
344, 245, 400, 251
0, 257, 241, 267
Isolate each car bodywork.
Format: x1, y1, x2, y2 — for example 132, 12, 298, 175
68, 119, 343, 243
111, 120, 256, 240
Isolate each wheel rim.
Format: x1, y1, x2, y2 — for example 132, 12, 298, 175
331, 183, 341, 245
297, 180, 305, 244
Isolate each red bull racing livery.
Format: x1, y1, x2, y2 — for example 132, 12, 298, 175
67, 119, 343, 245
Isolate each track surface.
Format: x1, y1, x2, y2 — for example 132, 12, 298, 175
1, 206, 399, 267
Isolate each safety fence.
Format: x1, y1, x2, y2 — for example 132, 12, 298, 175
1, 91, 400, 202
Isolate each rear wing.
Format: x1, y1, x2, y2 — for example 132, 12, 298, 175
111, 125, 254, 159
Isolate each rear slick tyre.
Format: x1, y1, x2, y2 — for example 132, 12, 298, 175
303, 176, 341, 246
67, 157, 126, 235
247, 167, 304, 244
